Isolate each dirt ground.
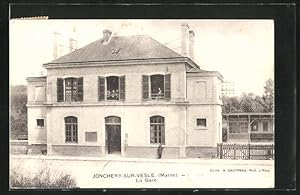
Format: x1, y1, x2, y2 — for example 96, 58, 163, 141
10, 155, 274, 189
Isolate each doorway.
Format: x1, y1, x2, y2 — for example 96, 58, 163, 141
105, 116, 121, 154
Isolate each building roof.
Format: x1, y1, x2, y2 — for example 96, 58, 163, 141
26, 76, 47, 82
46, 35, 184, 65
186, 68, 224, 80
223, 113, 274, 116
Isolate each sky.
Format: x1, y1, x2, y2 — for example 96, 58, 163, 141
9, 19, 274, 96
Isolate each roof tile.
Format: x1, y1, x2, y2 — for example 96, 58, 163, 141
48, 35, 183, 64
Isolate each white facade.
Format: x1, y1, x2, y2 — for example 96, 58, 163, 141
27, 34, 223, 158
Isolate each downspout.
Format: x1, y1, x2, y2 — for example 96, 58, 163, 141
184, 63, 188, 157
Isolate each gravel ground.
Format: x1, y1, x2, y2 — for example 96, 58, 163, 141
10, 154, 274, 189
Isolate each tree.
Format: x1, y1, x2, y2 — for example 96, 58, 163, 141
10, 85, 27, 139
222, 96, 240, 113
239, 93, 265, 112
222, 79, 274, 114
262, 78, 274, 112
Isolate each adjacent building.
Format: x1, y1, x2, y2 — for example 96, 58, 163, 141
223, 113, 274, 143
26, 27, 223, 158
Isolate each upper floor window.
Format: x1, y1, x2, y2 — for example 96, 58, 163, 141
150, 115, 165, 144
98, 76, 125, 101
35, 86, 45, 102
65, 116, 78, 143
142, 74, 171, 100
57, 77, 83, 102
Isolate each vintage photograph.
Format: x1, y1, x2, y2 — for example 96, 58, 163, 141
9, 19, 274, 188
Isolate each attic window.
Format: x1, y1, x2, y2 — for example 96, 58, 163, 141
112, 48, 121, 54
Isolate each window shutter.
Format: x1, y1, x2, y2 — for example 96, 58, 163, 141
142, 75, 149, 100
164, 74, 171, 100
119, 76, 125, 100
77, 77, 83, 101
161, 125, 165, 144
57, 78, 64, 102
98, 76, 105, 101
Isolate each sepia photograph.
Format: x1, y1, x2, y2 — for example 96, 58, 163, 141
9, 19, 274, 189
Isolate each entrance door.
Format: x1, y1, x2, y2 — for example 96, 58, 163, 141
105, 116, 121, 154
106, 125, 121, 154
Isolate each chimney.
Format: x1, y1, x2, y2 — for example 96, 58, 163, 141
69, 38, 78, 52
188, 30, 195, 60
69, 25, 78, 52
69, 38, 74, 52
53, 32, 60, 59
181, 24, 189, 56
101, 29, 112, 44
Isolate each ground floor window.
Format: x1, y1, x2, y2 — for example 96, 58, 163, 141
263, 121, 269, 132
36, 119, 45, 128
150, 115, 165, 144
196, 118, 207, 128
229, 121, 248, 133
251, 121, 258, 132
65, 116, 78, 143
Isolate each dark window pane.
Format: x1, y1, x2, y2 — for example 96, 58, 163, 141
65, 116, 78, 143
36, 119, 44, 127
196, 118, 206, 127
150, 74, 164, 100
263, 122, 268, 132
150, 116, 165, 144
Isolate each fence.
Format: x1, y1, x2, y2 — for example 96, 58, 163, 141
217, 143, 274, 160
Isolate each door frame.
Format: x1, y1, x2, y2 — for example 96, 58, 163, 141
104, 116, 122, 155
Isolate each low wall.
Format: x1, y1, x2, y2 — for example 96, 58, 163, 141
28, 144, 47, 155
10, 140, 28, 154
124, 146, 180, 159
186, 146, 217, 158
51, 145, 103, 157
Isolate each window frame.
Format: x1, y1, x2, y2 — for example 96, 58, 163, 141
34, 85, 46, 102
195, 118, 207, 130
98, 75, 125, 101
150, 115, 165, 144
106, 76, 121, 101
36, 118, 45, 128
65, 116, 78, 143
251, 121, 259, 132
262, 121, 269, 132
142, 73, 171, 101
150, 74, 165, 100
57, 77, 83, 103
